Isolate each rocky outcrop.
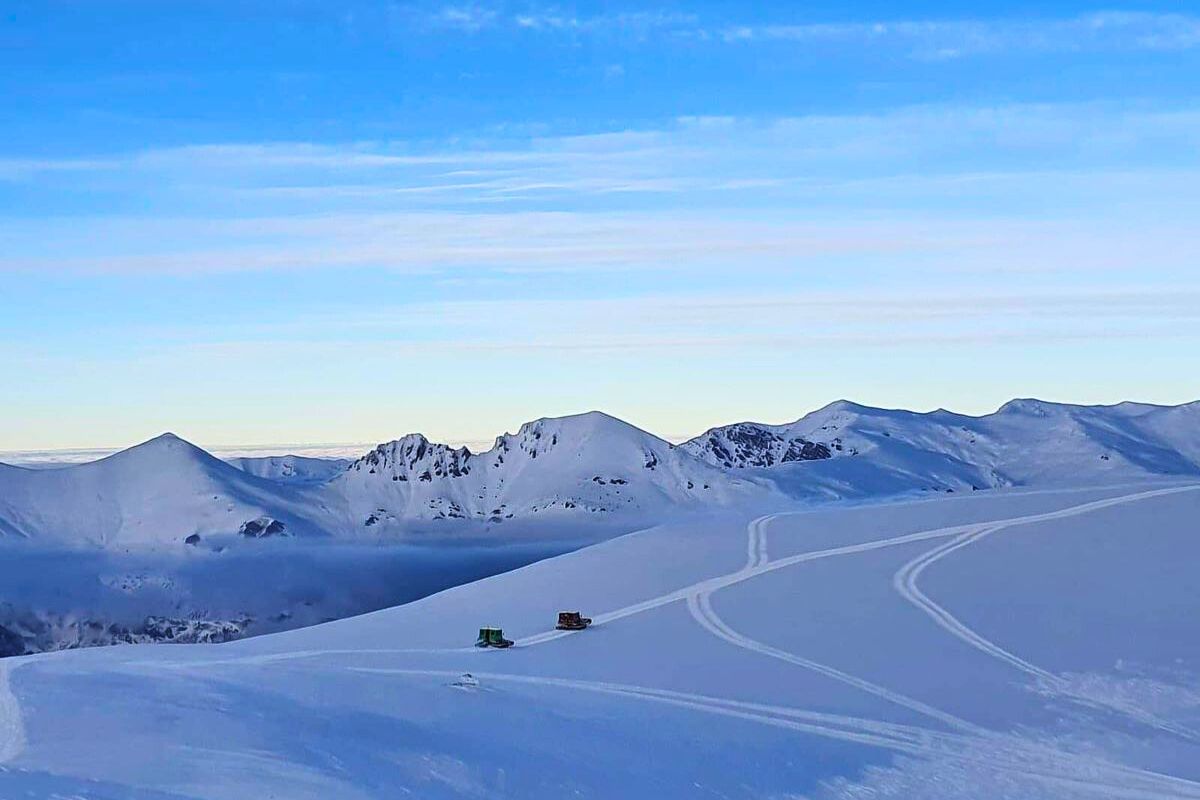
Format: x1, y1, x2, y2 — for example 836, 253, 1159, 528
239, 517, 287, 537
0, 624, 24, 657
350, 435, 473, 481
0, 607, 254, 656
682, 423, 832, 469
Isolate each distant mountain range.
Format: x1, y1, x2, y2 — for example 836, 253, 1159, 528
2, 400, 1198, 547
682, 399, 1200, 498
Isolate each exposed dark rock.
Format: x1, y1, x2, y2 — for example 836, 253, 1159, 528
692, 423, 832, 468
240, 517, 287, 537
0, 624, 25, 657
781, 440, 832, 462
351, 436, 473, 481
184, 533, 202, 546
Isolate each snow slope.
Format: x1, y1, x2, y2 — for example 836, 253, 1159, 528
3, 482, 1200, 798
226, 454, 350, 485
683, 399, 1200, 497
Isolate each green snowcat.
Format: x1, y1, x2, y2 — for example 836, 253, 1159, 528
475, 627, 513, 648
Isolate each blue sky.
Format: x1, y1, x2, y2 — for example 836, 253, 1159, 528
2, 2, 1199, 450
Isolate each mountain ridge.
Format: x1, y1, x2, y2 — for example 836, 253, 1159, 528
2, 399, 1198, 546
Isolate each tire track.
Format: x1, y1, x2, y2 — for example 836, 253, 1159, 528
746, 513, 774, 569
893, 486, 1200, 743
349, 666, 1200, 799
0, 659, 27, 765
685, 591, 982, 734
520, 485, 1200, 648
688, 507, 982, 735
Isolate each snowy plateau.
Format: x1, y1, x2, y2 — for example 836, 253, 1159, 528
2, 399, 1200, 798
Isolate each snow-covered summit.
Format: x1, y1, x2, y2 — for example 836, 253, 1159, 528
682, 398, 1200, 495
349, 434, 474, 482
0, 432, 328, 546
4, 400, 1199, 546
336, 410, 767, 528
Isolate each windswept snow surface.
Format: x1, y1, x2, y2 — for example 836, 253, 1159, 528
3, 483, 1200, 798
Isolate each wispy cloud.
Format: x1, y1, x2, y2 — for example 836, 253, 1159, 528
0, 213, 978, 274
426, 5, 697, 37
429, 3, 499, 33
3, 102, 1199, 278
7, 101, 1198, 198
4, 210, 1198, 280
0, 157, 116, 181
717, 12, 1200, 60
83, 287, 1200, 361
415, 6, 1200, 58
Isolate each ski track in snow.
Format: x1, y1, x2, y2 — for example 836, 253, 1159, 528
348, 667, 1200, 799
893, 485, 1200, 743
0, 659, 26, 765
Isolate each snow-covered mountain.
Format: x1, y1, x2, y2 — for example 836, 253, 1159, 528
2, 399, 1199, 661
225, 454, 350, 485
4, 401, 1200, 547
0, 413, 770, 546
334, 411, 769, 529
0, 433, 331, 547
683, 399, 1200, 497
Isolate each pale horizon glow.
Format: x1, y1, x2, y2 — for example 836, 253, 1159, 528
3, 3, 1198, 451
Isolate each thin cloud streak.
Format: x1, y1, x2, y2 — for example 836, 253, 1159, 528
159, 326, 1198, 360
0, 214, 967, 275
37, 288, 1199, 355
6, 213, 1199, 277
717, 12, 1200, 59
421, 6, 1200, 58
5, 101, 1197, 187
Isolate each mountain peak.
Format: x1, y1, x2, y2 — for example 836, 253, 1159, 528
115, 431, 204, 459
504, 410, 670, 449
815, 399, 870, 415
997, 398, 1058, 416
